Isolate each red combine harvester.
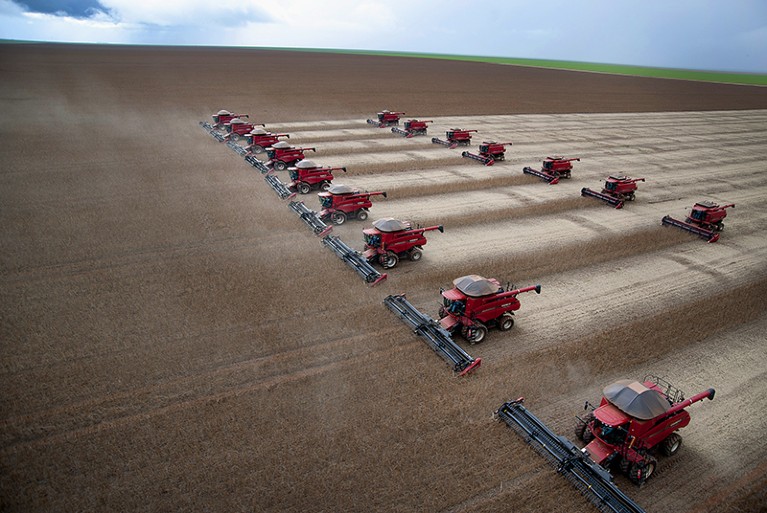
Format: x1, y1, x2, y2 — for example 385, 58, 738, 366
392, 119, 432, 138
245, 128, 289, 154
225, 118, 265, 140
432, 129, 478, 149
462, 141, 513, 166
318, 184, 387, 225
363, 218, 443, 269
212, 110, 249, 128
287, 160, 346, 194
438, 275, 541, 344
523, 156, 580, 184
582, 176, 646, 209
575, 375, 715, 485
266, 142, 316, 170
662, 201, 734, 243
367, 110, 405, 127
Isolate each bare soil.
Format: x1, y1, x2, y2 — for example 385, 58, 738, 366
1, 43, 766, 513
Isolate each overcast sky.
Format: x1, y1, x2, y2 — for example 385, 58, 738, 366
1, 0, 765, 73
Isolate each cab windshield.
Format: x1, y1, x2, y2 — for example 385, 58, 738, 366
319, 195, 333, 208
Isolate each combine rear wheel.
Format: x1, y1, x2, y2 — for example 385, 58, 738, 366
574, 412, 595, 442
320, 181, 331, 191
660, 433, 682, 456
356, 209, 369, 221
331, 212, 347, 225
409, 248, 422, 261
380, 251, 398, 269
296, 182, 311, 194
628, 456, 657, 486
498, 313, 514, 331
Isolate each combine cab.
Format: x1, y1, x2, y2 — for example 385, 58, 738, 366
523, 156, 580, 184
245, 128, 289, 154
392, 119, 432, 138
432, 129, 478, 149
438, 275, 541, 344
462, 141, 513, 166
212, 109, 249, 128
367, 110, 405, 127
362, 218, 443, 269
661, 201, 734, 243
224, 118, 265, 140
266, 142, 316, 170
318, 184, 387, 225
582, 176, 646, 209
287, 160, 346, 194
575, 375, 716, 486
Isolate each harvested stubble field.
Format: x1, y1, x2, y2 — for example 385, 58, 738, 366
1, 44, 767, 513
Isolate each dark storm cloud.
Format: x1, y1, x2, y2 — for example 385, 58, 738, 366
12, 0, 109, 19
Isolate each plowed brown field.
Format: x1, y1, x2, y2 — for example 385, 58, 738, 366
1, 44, 766, 513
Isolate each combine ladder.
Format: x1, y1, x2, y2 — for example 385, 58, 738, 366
496, 398, 646, 513
288, 201, 332, 236
383, 294, 481, 376
322, 235, 387, 286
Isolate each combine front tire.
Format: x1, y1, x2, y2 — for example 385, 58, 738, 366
409, 248, 422, 261
380, 251, 399, 269
463, 322, 487, 344
660, 433, 682, 456
331, 212, 347, 225
296, 182, 311, 194
357, 209, 369, 221
273, 160, 288, 171
628, 456, 657, 486
498, 313, 514, 331
251, 144, 264, 154
574, 412, 595, 442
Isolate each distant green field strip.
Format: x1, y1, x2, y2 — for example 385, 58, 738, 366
269, 47, 767, 86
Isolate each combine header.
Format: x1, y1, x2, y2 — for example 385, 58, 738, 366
432, 129, 478, 149
266, 142, 316, 171
523, 156, 580, 184
318, 184, 386, 225
321, 235, 387, 286
439, 275, 541, 343
245, 155, 270, 174
199, 121, 226, 142
224, 118, 265, 141
363, 218, 443, 269
226, 140, 249, 156
582, 176, 646, 209
392, 119, 432, 138
367, 110, 405, 127
245, 128, 289, 154
661, 201, 734, 243
288, 201, 332, 236
264, 173, 296, 200
288, 160, 346, 194
462, 141, 513, 166
496, 398, 646, 513
575, 375, 715, 486
384, 294, 481, 376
